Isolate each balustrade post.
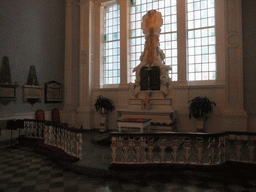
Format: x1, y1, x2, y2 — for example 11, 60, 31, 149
33, 121, 37, 138
64, 129, 67, 152
171, 139, 179, 163
39, 122, 43, 139
56, 127, 60, 148
235, 136, 243, 161
183, 139, 192, 164
30, 121, 33, 137
53, 126, 57, 146
122, 139, 130, 163
147, 138, 154, 163
79, 133, 82, 159
141, 137, 147, 163
159, 138, 166, 163
135, 139, 142, 163
117, 137, 123, 162
111, 136, 117, 163
218, 137, 226, 163
44, 124, 49, 144
48, 125, 52, 145
67, 130, 71, 154
61, 129, 65, 150
24, 121, 29, 137
247, 136, 255, 163
29, 121, 32, 138
208, 138, 216, 164
42, 123, 45, 139
29, 121, 32, 137
129, 138, 135, 162
75, 133, 79, 158
195, 138, 204, 165
72, 132, 76, 156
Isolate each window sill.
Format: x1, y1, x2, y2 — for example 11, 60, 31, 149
94, 80, 226, 91
170, 80, 226, 89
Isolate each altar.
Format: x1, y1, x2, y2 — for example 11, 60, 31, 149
117, 109, 177, 132
117, 10, 177, 132
117, 118, 151, 132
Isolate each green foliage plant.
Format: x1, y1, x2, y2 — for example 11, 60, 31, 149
189, 96, 216, 122
94, 95, 115, 114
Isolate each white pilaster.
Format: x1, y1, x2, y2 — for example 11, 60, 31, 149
62, 0, 76, 126
119, 0, 128, 87
176, 0, 187, 86
76, 0, 94, 129
63, 0, 74, 111
222, 0, 247, 131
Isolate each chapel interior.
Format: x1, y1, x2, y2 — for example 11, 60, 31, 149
0, 0, 256, 191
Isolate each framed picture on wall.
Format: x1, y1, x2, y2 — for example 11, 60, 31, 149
0, 84, 19, 105
45, 81, 62, 103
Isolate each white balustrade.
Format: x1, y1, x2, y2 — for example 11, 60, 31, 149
110, 132, 256, 166
23, 120, 83, 160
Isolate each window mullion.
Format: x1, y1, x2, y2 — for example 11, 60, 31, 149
177, 0, 187, 84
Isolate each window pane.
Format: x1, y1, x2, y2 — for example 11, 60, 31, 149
103, 3, 120, 85
187, 0, 216, 81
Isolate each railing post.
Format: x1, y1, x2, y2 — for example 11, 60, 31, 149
208, 138, 216, 165
147, 138, 154, 163
183, 139, 192, 164
159, 138, 166, 163
111, 136, 117, 163
79, 133, 83, 159
141, 137, 147, 163
129, 138, 135, 163
61, 129, 64, 150
247, 135, 255, 163
195, 138, 204, 165
218, 137, 226, 163
135, 138, 142, 163
235, 136, 243, 162
171, 139, 179, 163
24, 120, 28, 137
75, 133, 80, 158
117, 137, 123, 163
122, 139, 130, 163
44, 124, 49, 144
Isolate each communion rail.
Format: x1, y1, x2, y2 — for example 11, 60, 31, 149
110, 131, 256, 166
23, 119, 82, 159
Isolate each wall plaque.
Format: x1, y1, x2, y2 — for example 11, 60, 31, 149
45, 81, 62, 103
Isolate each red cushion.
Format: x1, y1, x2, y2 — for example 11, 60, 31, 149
52, 109, 60, 124
35, 110, 45, 121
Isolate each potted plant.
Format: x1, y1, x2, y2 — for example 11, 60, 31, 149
94, 95, 115, 132
94, 95, 115, 114
189, 96, 216, 132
